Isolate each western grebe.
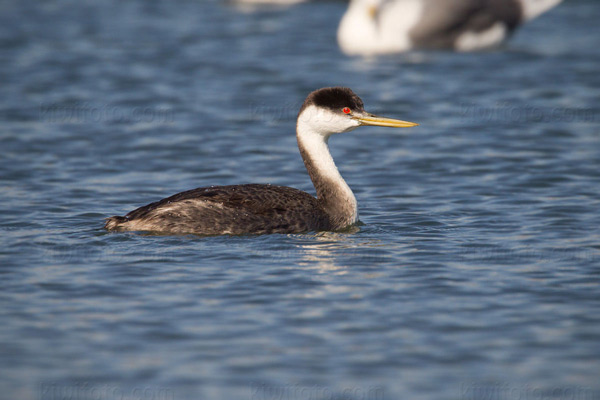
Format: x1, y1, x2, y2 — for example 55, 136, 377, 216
338, 0, 563, 55
105, 87, 418, 235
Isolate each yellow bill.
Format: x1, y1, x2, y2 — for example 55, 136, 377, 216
353, 113, 419, 128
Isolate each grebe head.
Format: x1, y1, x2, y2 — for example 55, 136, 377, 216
297, 87, 418, 139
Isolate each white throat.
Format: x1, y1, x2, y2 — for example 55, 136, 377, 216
296, 106, 359, 226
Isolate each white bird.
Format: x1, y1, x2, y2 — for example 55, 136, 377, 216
338, 0, 563, 55
105, 88, 418, 236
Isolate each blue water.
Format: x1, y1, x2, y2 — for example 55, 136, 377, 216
1, 1, 599, 399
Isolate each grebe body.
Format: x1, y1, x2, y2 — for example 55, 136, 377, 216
105, 87, 417, 235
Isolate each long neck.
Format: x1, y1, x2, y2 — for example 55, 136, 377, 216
296, 123, 358, 229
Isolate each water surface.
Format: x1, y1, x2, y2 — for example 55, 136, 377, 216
1, 1, 599, 399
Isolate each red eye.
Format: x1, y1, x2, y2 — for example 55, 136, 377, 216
342, 107, 351, 114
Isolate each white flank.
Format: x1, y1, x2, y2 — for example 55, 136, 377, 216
121, 201, 224, 232
455, 22, 508, 52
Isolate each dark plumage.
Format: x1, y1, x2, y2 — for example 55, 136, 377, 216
299, 87, 365, 115
105, 184, 330, 235
410, 0, 522, 49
